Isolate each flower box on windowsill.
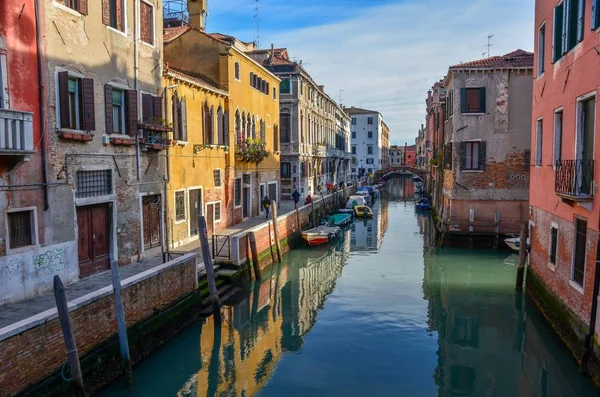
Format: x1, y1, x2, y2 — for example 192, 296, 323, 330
110, 136, 136, 146
138, 122, 173, 132
59, 130, 93, 142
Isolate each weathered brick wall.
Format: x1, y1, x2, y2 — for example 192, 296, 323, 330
0, 255, 197, 397
529, 206, 598, 324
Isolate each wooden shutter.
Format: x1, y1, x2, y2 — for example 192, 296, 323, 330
81, 78, 95, 131
142, 94, 153, 123
104, 84, 113, 134
58, 72, 70, 129
478, 87, 486, 113
78, 0, 88, 15
102, 0, 110, 25
181, 97, 187, 142
224, 111, 230, 146
125, 90, 138, 136
460, 88, 467, 114
153, 96, 163, 120
459, 141, 467, 170
172, 96, 179, 140
478, 141, 487, 170
576, 0, 585, 42
562, 0, 569, 54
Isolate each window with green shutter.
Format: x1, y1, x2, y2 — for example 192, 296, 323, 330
553, 3, 564, 62
280, 78, 290, 94
461, 87, 486, 114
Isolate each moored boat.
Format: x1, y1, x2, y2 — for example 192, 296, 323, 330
415, 198, 431, 211
302, 226, 342, 246
339, 195, 366, 213
354, 205, 373, 218
504, 237, 520, 252
327, 213, 353, 227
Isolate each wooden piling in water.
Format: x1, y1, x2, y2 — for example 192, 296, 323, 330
516, 221, 528, 291
271, 201, 282, 262
53, 276, 85, 397
109, 260, 133, 384
198, 215, 221, 320
249, 232, 261, 279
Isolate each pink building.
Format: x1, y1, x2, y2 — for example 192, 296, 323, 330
404, 144, 416, 167
528, 0, 600, 368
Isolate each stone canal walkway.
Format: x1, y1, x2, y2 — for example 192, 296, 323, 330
0, 205, 297, 336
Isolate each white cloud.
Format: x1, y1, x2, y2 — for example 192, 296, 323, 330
256, 0, 534, 144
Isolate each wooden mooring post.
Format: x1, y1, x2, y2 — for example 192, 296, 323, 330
110, 260, 133, 384
53, 276, 85, 396
248, 232, 261, 279
516, 221, 529, 291
311, 200, 316, 227
271, 201, 282, 262
198, 215, 221, 321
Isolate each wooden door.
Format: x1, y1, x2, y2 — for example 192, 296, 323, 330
242, 187, 250, 218
189, 189, 202, 237
142, 195, 161, 250
77, 204, 110, 278
206, 203, 215, 236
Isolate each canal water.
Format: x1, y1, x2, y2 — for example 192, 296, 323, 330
101, 178, 599, 396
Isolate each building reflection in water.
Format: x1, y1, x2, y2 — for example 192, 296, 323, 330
178, 234, 351, 397
350, 199, 389, 251
422, 230, 598, 397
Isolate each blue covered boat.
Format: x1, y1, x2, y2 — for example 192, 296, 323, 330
416, 198, 431, 211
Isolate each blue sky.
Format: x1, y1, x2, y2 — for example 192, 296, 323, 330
201, 0, 534, 144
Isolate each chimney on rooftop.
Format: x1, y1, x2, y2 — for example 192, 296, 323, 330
270, 43, 274, 65
188, 0, 207, 31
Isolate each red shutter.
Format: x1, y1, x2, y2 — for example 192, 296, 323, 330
102, 0, 110, 25
153, 96, 163, 120
104, 84, 113, 134
81, 78, 95, 131
58, 72, 70, 129
125, 90, 139, 136
142, 94, 153, 123
78, 0, 88, 15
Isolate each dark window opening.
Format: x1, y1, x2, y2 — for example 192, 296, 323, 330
8, 211, 33, 249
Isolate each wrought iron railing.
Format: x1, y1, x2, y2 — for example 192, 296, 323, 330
140, 129, 168, 150
555, 159, 595, 198
212, 235, 231, 260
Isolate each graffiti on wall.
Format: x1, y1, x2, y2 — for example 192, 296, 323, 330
33, 247, 66, 272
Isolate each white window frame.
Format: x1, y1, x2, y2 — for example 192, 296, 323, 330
140, 0, 156, 48
106, 0, 128, 38
213, 169, 223, 188
52, 0, 83, 16
55, 68, 85, 131
537, 22, 546, 78
553, 108, 563, 168
174, 189, 187, 225
535, 118, 543, 167
111, 87, 126, 135
0, 36, 9, 109
234, 177, 242, 209
575, 92, 596, 162
206, 201, 222, 223
570, 217, 587, 294
548, 221, 559, 270
5, 206, 40, 255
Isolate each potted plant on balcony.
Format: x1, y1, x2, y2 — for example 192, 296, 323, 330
235, 138, 269, 163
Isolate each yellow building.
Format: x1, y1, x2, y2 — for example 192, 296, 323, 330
163, 68, 229, 248
164, 5, 280, 225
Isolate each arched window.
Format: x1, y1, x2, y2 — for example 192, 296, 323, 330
251, 115, 256, 139
273, 124, 279, 152
246, 113, 252, 140
0, 35, 9, 109
280, 111, 291, 143
203, 102, 213, 144
260, 119, 265, 141
217, 106, 225, 145
235, 110, 241, 145
241, 111, 246, 144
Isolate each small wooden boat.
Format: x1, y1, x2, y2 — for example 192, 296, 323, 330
327, 213, 353, 227
354, 205, 373, 218
302, 226, 342, 246
416, 198, 431, 211
339, 195, 366, 213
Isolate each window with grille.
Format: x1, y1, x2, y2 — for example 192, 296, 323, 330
234, 178, 242, 207
213, 169, 222, 187
573, 218, 587, 286
76, 170, 112, 198
214, 202, 221, 221
281, 162, 291, 178
175, 191, 185, 221
8, 211, 34, 249
268, 183, 277, 202
549, 226, 558, 265
243, 174, 251, 185
367, 117, 373, 125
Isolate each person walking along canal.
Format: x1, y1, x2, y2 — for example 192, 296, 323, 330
262, 196, 271, 219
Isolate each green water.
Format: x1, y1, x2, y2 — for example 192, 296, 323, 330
100, 178, 598, 396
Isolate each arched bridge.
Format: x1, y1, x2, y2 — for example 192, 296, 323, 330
376, 166, 427, 182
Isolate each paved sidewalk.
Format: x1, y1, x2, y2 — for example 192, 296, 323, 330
0, 212, 296, 332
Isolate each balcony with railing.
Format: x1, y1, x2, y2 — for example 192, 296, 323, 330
313, 144, 326, 157
555, 160, 595, 201
235, 138, 269, 163
139, 119, 172, 151
0, 109, 34, 154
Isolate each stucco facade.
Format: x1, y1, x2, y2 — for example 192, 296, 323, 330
249, 48, 351, 200
164, 23, 280, 223
440, 51, 533, 235
528, 0, 600, 329
346, 107, 387, 177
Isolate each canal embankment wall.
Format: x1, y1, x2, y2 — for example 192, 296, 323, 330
0, 253, 199, 396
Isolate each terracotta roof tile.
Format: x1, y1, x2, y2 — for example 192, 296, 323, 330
449, 49, 533, 70
164, 25, 191, 42
164, 68, 227, 95
343, 106, 378, 115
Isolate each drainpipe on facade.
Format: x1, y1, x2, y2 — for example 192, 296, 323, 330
133, 0, 141, 181
34, 0, 49, 210
162, 84, 178, 262
581, 240, 600, 372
